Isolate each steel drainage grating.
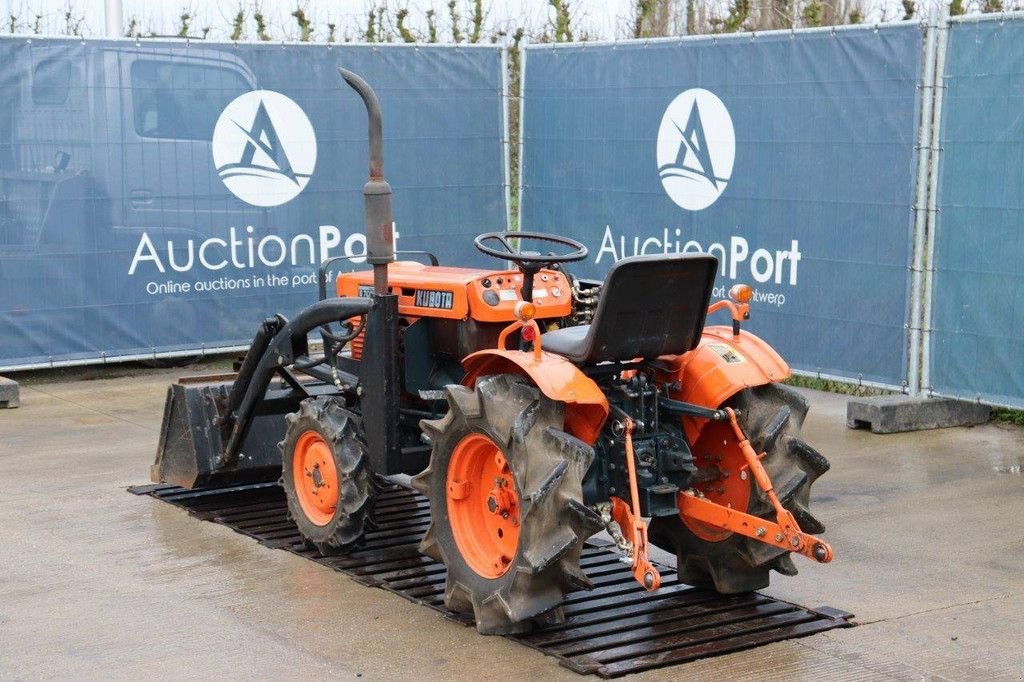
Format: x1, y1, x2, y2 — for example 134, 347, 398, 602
130, 481, 853, 677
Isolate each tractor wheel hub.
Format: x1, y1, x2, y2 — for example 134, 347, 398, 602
292, 430, 339, 527
487, 486, 514, 516
445, 434, 521, 578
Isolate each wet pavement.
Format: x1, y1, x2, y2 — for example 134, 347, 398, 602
0, 365, 1022, 679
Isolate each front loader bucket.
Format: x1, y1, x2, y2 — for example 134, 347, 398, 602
151, 378, 286, 489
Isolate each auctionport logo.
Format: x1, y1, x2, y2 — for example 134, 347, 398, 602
212, 90, 317, 207
656, 89, 735, 211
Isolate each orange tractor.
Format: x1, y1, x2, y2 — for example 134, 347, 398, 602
151, 69, 832, 635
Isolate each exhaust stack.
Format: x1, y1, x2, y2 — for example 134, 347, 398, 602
338, 68, 394, 295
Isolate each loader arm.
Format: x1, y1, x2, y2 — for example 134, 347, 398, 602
216, 297, 375, 467
152, 296, 378, 489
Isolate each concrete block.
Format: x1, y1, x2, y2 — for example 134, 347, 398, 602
847, 394, 989, 434
0, 376, 19, 408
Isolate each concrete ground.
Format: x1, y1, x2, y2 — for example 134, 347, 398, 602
0, 364, 1022, 680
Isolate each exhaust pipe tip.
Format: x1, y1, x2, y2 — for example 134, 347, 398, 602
338, 68, 385, 179
339, 67, 394, 292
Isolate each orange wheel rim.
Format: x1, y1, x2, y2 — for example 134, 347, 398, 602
446, 433, 521, 579
292, 430, 339, 526
681, 421, 752, 542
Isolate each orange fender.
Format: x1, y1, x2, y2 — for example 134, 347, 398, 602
462, 349, 609, 444
656, 326, 791, 442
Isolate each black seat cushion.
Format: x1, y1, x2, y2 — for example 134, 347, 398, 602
541, 253, 718, 365
541, 324, 591, 361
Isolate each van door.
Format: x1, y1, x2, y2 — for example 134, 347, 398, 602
117, 51, 260, 234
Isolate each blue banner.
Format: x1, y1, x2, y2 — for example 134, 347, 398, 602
929, 18, 1024, 407
521, 25, 924, 386
0, 38, 506, 368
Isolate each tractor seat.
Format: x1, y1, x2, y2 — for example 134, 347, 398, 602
541, 253, 718, 365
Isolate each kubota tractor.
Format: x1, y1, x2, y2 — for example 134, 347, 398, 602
151, 69, 832, 635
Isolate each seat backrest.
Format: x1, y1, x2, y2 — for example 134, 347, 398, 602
585, 253, 718, 363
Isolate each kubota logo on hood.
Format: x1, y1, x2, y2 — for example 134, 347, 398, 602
212, 90, 317, 207
656, 88, 735, 211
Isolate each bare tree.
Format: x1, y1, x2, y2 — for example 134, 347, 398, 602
253, 3, 271, 41
230, 7, 246, 40
633, 0, 676, 36
62, 2, 85, 35
469, 0, 485, 43
448, 1, 463, 42
549, 0, 575, 42
755, 0, 794, 29
364, 8, 377, 41
292, 6, 312, 41
802, 0, 823, 25
426, 9, 439, 42
716, 0, 752, 32
4, 0, 984, 43
396, 8, 417, 42
178, 10, 191, 38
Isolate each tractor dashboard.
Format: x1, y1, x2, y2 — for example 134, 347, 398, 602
335, 261, 572, 323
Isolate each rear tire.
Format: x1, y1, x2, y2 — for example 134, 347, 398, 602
412, 375, 604, 635
650, 383, 829, 593
280, 396, 378, 556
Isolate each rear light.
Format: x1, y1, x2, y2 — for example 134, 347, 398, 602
728, 284, 753, 304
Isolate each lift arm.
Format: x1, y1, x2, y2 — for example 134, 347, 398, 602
678, 408, 833, 564
610, 417, 662, 591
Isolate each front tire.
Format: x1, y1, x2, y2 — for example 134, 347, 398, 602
650, 383, 830, 593
412, 375, 604, 635
280, 396, 378, 556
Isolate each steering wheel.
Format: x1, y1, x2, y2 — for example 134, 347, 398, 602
474, 231, 588, 302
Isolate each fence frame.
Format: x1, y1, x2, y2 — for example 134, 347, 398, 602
0, 35, 509, 372
919, 10, 1024, 409
10, 21, 1024, 408
519, 20, 930, 394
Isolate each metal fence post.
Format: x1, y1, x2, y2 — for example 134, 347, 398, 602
501, 45, 512, 233
920, 11, 950, 398
908, 22, 938, 396
517, 43, 528, 232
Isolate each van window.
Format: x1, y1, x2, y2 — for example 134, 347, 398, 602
32, 58, 73, 105
131, 60, 250, 140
